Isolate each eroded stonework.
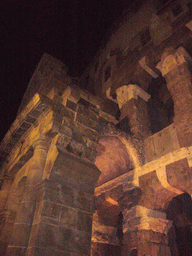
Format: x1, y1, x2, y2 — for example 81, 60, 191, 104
1, 0, 192, 255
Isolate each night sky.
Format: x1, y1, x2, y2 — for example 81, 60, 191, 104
1, 0, 132, 141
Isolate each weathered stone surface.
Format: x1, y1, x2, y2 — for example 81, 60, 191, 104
166, 158, 192, 194
28, 221, 92, 255
6, 247, 27, 256
95, 136, 134, 186
8, 223, 31, 247
1, 11, 192, 255
91, 242, 121, 256
123, 230, 171, 256
138, 171, 178, 211
144, 124, 180, 163
117, 92, 151, 139
157, 47, 192, 148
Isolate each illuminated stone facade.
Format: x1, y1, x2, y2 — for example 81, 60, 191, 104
1, 0, 192, 255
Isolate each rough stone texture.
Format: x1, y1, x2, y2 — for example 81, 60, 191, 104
138, 171, 178, 211
166, 158, 192, 194
25, 148, 100, 255
1, 2, 192, 255
95, 136, 134, 186
119, 97, 151, 139
17, 53, 71, 115
123, 230, 171, 256
144, 124, 180, 163
91, 242, 121, 256
157, 47, 192, 148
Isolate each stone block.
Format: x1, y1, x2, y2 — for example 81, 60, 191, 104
62, 116, 99, 141
41, 201, 61, 220
6, 246, 27, 256
26, 246, 45, 256
59, 185, 75, 207
38, 180, 75, 207
40, 216, 60, 226
60, 106, 75, 120
86, 139, 99, 150
9, 223, 31, 247
72, 130, 87, 145
50, 151, 100, 191
27, 246, 72, 256
66, 229, 91, 255
76, 113, 98, 131
14, 201, 35, 225
82, 147, 97, 163
33, 201, 44, 223
59, 124, 72, 137
43, 183, 75, 208
66, 140, 85, 158
144, 124, 180, 163
77, 211, 92, 233
21, 185, 36, 202
29, 221, 91, 255
29, 222, 57, 248
36, 184, 46, 203
66, 99, 77, 112
0, 242, 8, 256
60, 205, 77, 228
76, 192, 92, 213
56, 134, 71, 150
91, 221, 119, 245
78, 104, 99, 122
0, 221, 14, 248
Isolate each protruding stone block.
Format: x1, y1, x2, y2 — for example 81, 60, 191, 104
116, 84, 150, 109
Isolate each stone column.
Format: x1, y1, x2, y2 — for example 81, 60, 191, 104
26, 149, 100, 256
6, 136, 50, 256
157, 47, 192, 147
0, 177, 15, 255
116, 84, 151, 139
122, 205, 173, 256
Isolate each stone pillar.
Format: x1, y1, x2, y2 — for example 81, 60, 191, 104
26, 150, 100, 256
6, 136, 50, 256
0, 177, 15, 255
157, 47, 192, 147
122, 206, 173, 256
116, 84, 151, 139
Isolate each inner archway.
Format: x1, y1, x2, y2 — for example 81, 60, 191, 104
167, 193, 192, 256
95, 135, 139, 186
92, 135, 139, 255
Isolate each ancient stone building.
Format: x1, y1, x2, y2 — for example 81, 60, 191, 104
0, 0, 192, 255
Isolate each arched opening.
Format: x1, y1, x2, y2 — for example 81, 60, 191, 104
92, 135, 139, 255
95, 135, 140, 186
167, 193, 192, 256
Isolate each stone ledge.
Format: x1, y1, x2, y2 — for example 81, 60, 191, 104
0, 93, 48, 165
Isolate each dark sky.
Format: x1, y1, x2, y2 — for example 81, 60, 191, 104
1, 0, 132, 141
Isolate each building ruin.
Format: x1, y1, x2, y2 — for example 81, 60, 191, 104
1, 0, 192, 255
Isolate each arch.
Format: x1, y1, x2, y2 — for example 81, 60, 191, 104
167, 193, 192, 256
95, 135, 141, 186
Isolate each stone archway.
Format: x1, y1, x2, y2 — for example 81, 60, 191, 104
95, 136, 137, 187
167, 193, 192, 256
91, 135, 141, 256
